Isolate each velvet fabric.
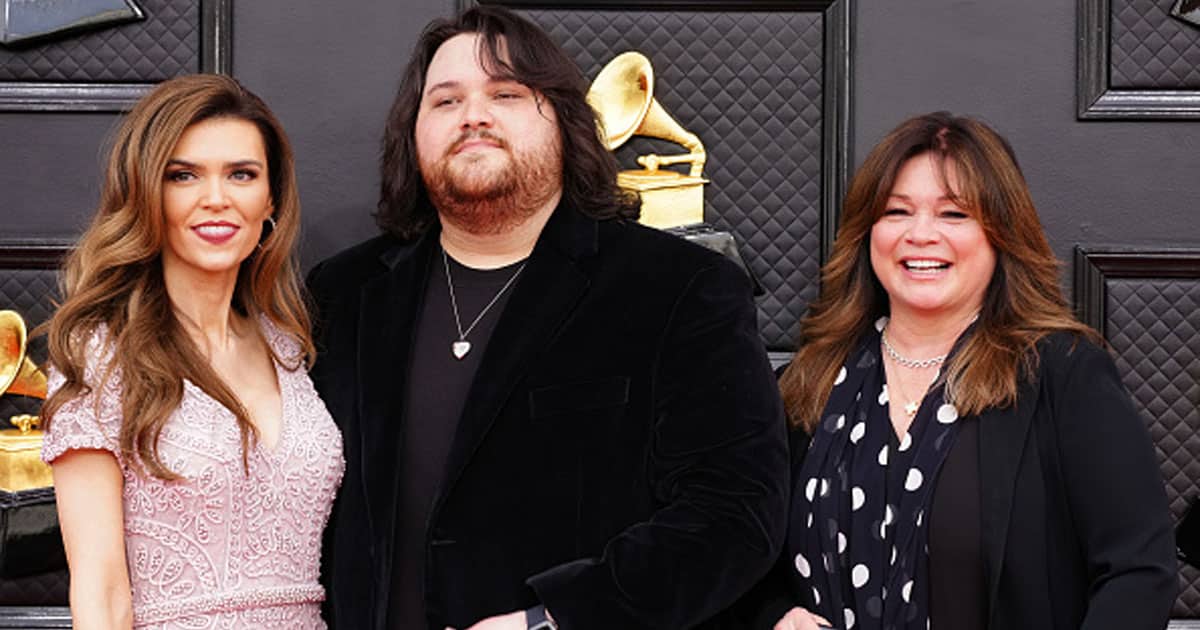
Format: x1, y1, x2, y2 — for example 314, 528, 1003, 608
307, 202, 790, 630
738, 333, 1177, 630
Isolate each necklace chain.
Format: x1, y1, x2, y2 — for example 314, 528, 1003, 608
880, 326, 948, 369
442, 247, 527, 343
887, 369, 934, 417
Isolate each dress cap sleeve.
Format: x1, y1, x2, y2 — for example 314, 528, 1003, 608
40, 328, 123, 464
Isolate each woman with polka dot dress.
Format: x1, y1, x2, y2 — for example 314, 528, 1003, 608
744, 113, 1176, 630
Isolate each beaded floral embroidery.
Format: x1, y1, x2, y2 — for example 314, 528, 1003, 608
43, 322, 345, 629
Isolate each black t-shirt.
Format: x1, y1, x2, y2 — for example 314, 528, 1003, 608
388, 251, 526, 630
929, 416, 986, 630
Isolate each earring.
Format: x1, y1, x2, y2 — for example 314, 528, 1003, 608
257, 216, 277, 251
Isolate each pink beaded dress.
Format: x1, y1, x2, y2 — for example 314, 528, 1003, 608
42, 321, 345, 629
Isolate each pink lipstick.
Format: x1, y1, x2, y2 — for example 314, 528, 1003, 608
192, 221, 239, 245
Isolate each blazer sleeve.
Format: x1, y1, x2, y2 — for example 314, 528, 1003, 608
308, 260, 341, 626
728, 548, 800, 630
526, 259, 792, 629
730, 427, 814, 630
1046, 339, 1177, 630
308, 260, 373, 629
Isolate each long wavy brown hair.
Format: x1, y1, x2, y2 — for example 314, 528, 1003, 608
376, 5, 639, 241
779, 112, 1096, 431
41, 74, 313, 478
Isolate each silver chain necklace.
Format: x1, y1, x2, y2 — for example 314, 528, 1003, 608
880, 325, 947, 370
442, 247, 527, 360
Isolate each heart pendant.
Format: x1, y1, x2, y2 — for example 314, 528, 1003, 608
451, 340, 471, 359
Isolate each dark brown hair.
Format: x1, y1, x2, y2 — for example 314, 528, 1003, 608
42, 73, 313, 479
376, 5, 638, 240
779, 112, 1096, 430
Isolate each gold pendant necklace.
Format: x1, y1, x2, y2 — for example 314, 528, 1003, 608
881, 324, 943, 416
883, 349, 935, 417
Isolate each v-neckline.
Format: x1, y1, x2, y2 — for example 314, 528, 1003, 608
253, 354, 288, 457
180, 331, 290, 462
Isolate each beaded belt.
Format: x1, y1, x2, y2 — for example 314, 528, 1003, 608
135, 584, 325, 625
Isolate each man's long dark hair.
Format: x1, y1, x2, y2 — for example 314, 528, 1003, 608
376, 5, 640, 241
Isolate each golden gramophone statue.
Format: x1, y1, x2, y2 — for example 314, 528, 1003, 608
0, 309, 64, 580
587, 52, 763, 295
587, 51, 708, 229
0, 309, 51, 493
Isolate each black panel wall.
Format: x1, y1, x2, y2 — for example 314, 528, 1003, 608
855, 1, 1199, 287
0, 0, 1198, 625
1075, 248, 1200, 621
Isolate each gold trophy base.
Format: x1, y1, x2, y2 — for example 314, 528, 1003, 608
618, 170, 708, 229
0, 422, 52, 493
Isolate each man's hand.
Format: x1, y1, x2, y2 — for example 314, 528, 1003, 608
446, 610, 527, 630
774, 606, 832, 630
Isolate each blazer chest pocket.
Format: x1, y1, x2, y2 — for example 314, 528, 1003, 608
529, 376, 630, 420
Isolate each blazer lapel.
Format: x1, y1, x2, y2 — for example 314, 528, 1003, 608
357, 236, 434, 567
436, 207, 597, 504
978, 379, 1040, 627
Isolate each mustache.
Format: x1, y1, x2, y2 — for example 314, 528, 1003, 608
448, 130, 507, 155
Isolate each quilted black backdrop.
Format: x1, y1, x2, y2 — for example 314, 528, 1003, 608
1109, 277, 1200, 617
479, 0, 851, 352
1110, 0, 1200, 89
0, 0, 230, 112
0, 244, 69, 609
0, 0, 199, 82
1077, 0, 1200, 118
1076, 247, 1200, 620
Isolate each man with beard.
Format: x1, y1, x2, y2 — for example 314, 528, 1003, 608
308, 6, 788, 630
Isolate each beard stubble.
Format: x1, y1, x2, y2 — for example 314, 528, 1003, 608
421, 129, 563, 235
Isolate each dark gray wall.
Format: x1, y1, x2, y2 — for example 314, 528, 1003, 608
0, 113, 113, 240
234, 0, 451, 268
1, 0, 1196, 279
0, 0, 453, 269
854, 0, 1199, 285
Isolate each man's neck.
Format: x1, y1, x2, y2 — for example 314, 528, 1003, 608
438, 191, 560, 269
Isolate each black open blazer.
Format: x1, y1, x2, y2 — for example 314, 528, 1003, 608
307, 203, 790, 630
740, 333, 1177, 630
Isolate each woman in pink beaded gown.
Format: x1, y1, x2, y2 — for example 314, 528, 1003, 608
39, 74, 344, 629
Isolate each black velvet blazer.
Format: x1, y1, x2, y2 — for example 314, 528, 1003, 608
739, 333, 1178, 630
307, 203, 790, 630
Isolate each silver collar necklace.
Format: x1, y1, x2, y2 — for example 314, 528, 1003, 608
442, 247, 527, 360
880, 325, 948, 370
